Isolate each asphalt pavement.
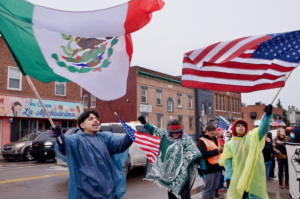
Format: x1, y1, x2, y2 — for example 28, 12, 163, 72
0, 158, 293, 199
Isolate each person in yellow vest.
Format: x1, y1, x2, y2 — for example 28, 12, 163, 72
219, 105, 273, 199
197, 125, 223, 199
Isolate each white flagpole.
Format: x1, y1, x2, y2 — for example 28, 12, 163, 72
25, 75, 63, 144
260, 70, 294, 121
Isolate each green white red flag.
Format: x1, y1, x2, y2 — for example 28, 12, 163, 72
0, 0, 164, 100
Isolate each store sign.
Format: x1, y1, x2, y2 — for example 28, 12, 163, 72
0, 95, 83, 119
140, 104, 152, 112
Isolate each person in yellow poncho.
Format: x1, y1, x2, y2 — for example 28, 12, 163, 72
219, 105, 273, 199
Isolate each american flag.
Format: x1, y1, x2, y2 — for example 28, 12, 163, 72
216, 116, 231, 130
182, 30, 300, 92
272, 119, 284, 127
116, 115, 161, 163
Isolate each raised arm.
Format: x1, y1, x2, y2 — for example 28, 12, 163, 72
50, 127, 66, 155
258, 105, 272, 141
138, 116, 166, 138
106, 132, 133, 154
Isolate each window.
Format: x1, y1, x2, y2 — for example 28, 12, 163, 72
157, 116, 162, 128
55, 82, 66, 96
219, 95, 221, 110
215, 94, 218, 110
237, 99, 240, 112
188, 98, 192, 109
91, 95, 96, 108
141, 89, 147, 103
235, 99, 237, 113
83, 94, 88, 108
232, 98, 234, 112
223, 96, 225, 111
38, 133, 51, 140
227, 97, 230, 112
167, 98, 173, 112
178, 117, 183, 124
157, 92, 162, 105
208, 104, 212, 115
189, 118, 193, 130
8, 66, 22, 90
178, 96, 182, 108
251, 116, 257, 120
201, 103, 205, 116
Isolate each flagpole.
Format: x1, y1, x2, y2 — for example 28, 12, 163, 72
260, 70, 294, 120
25, 75, 63, 144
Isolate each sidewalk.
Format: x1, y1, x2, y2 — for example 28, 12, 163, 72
192, 177, 291, 199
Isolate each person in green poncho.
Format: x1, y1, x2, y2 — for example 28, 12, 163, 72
219, 104, 273, 199
137, 116, 205, 199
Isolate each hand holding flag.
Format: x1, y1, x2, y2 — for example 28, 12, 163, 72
115, 113, 161, 164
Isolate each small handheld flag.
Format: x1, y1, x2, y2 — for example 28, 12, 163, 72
216, 116, 231, 130
115, 114, 161, 164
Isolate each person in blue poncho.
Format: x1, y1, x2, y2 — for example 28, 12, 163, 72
50, 110, 133, 199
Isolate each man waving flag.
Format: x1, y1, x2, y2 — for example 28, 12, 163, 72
182, 30, 300, 92
116, 114, 161, 164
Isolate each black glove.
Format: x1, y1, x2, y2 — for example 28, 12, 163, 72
226, 179, 231, 188
50, 126, 62, 137
263, 104, 273, 116
138, 116, 146, 125
198, 168, 207, 176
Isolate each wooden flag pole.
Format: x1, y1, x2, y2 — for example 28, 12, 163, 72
261, 70, 294, 120
25, 75, 63, 144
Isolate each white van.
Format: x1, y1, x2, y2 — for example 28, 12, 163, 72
99, 122, 150, 176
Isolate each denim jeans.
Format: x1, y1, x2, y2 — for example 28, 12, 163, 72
264, 161, 272, 182
218, 170, 225, 189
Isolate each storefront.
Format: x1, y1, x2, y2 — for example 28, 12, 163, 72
0, 95, 83, 147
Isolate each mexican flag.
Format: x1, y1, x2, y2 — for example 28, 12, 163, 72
0, 0, 164, 100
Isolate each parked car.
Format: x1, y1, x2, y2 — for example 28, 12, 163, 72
2, 132, 49, 161
30, 128, 70, 163
55, 123, 150, 176
99, 122, 150, 176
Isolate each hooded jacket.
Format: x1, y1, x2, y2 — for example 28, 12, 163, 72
219, 116, 271, 199
289, 127, 300, 143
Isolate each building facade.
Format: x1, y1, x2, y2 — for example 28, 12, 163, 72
195, 89, 214, 139
213, 91, 242, 125
0, 37, 83, 150
242, 102, 284, 130
83, 66, 197, 140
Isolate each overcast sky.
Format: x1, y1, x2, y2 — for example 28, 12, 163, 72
28, 0, 300, 110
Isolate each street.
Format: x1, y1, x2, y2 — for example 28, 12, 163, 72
0, 158, 291, 199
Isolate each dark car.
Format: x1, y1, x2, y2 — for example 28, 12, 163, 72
2, 132, 51, 161
30, 128, 77, 163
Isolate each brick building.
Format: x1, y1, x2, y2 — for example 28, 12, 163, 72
83, 66, 197, 140
242, 102, 284, 130
287, 105, 300, 127
0, 37, 83, 150
213, 91, 242, 124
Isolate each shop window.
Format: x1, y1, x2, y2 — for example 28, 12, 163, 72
178, 96, 182, 108
8, 66, 22, 90
167, 98, 174, 112
219, 95, 221, 110
91, 95, 96, 108
83, 94, 88, 108
157, 116, 162, 128
157, 92, 162, 105
209, 104, 212, 115
141, 89, 147, 103
201, 103, 205, 115
55, 82, 66, 96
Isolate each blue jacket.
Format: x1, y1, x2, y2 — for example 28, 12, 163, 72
55, 130, 133, 199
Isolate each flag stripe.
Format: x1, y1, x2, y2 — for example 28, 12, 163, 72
181, 79, 285, 93
135, 131, 161, 141
135, 133, 161, 143
191, 42, 221, 65
135, 140, 160, 149
216, 35, 271, 63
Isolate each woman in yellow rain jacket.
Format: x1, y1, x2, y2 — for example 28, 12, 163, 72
219, 105, 273, 199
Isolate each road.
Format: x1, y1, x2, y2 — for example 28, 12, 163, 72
0, 159, 291, 199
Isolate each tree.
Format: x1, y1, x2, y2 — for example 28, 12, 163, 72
283, 109, 290, 127
277, 99, 283, 109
